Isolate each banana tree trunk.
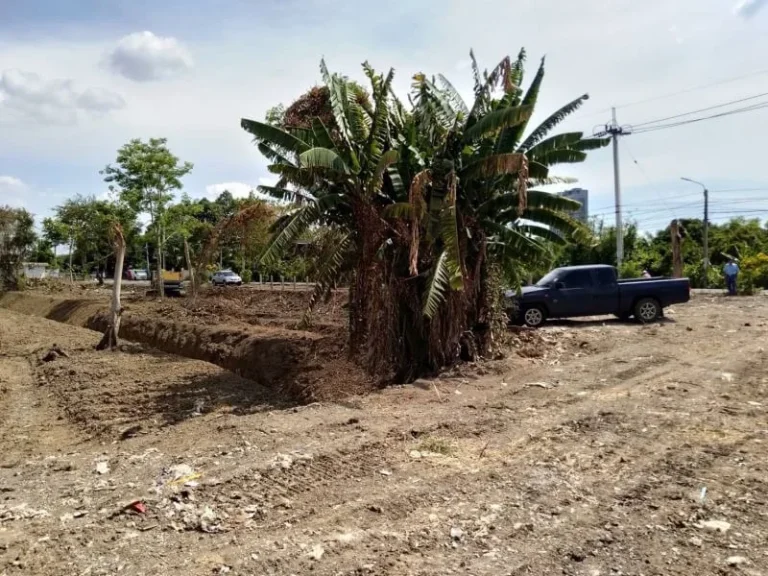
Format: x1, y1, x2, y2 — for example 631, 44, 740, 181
97, 229, 126, 350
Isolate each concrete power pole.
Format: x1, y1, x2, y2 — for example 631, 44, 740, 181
595, 109, 632, 271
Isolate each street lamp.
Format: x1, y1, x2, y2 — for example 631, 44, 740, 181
680, 177, 709, 285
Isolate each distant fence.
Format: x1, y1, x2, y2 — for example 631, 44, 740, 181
252, 275, 348, 291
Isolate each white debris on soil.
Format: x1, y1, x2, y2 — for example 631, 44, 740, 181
697, 519, 731, 533
95, 460, 110, 475
167, 463, 194, 480
270, 451, 313, 470
0, 503, 50, 522
526, 381, 556, 389
450, 526, 464, 541
308, 544, 325, 560
167, 500, 223, 533
725, 556, 748, 566
689, 536, 703, 547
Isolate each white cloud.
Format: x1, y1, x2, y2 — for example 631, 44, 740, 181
204, 182, 254, 200
0, 175, 25, 189
0, 175, 27, 208
106, 31, 194, 82
668, 25, 684, 45
0, 69, 125, 124
77, 88, 127, 113
734, 0, 768, 18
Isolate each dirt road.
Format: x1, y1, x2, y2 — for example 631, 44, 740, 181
1, 295, 767, 575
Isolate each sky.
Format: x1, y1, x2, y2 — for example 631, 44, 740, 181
2, 0, 768, 234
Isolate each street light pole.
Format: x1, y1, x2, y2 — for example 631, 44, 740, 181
681, 177, 709, 285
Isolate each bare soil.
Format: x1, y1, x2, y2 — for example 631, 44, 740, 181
0, 286, 368, 402
1, 291, 768, 575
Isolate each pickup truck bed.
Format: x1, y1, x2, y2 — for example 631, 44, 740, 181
506, 265, 690, 327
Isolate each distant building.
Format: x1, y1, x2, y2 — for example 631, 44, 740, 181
557, 188, 589, 223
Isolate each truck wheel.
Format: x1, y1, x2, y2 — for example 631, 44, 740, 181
634, 298, 660, 323
522, 306, 546, 328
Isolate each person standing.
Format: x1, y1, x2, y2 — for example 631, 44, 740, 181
723, 259, 739, 295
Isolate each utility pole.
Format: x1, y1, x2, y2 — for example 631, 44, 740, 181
594, 109, 632, 270
681, 178, 709, 285
670, 219, 683, 278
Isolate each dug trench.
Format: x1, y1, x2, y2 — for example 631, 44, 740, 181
0, 292, 373, 403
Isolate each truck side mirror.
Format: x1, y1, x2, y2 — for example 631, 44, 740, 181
554, 281, 565, 290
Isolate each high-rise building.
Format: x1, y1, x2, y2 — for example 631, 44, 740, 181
557, 188, 589, 222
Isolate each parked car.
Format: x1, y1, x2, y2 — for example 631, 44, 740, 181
132, 269, 148, 281
506, 264, 690, 327
124, 268, 148, 281
211, 270, 243, 286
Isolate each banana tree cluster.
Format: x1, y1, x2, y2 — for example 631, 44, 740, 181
241, 49, 608, 377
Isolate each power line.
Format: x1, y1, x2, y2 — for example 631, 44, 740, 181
631, 90, 768, 128
568, 66, 768, 123
612, 67, 768, 111
633, 101, 768, 134
589, 196, 768, 220
589, 192, 701, 214
711, 187, 768, 193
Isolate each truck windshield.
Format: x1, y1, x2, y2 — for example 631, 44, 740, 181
535, 270, 561, 287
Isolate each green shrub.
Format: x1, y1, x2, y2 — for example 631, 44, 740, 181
240, 268, 253, 283
683, 261, 723, 288
618, 260, 643, 279
738, 253, 768, 294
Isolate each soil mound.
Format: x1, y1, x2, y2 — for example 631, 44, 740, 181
0, 292, 372, 402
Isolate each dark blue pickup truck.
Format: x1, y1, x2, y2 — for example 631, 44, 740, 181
506, 264, 690, 327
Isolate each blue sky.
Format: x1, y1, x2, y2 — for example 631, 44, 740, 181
2, 0, 768, 233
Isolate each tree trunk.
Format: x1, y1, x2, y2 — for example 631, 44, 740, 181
97, 227, 126, 350
183, 236, 196, 299
68, 237, 74, 284
346, 198, 491, 383
671, 219, 683, 278
156, 227, 164, 300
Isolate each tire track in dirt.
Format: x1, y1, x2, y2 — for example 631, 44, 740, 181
234, 334, 768, 574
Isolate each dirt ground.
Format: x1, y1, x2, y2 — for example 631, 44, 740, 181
1, 292, 768, 575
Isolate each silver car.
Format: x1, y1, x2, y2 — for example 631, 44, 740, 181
211, 270, 243, 286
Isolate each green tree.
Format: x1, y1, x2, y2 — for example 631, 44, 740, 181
29, 239, 56, 265
241, 50, 607, 379
102, 138, 193, 297
45, 196, 138, 282
164, 193, 205, 295
0, 207, 36, 289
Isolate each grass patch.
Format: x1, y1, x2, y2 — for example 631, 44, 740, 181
417, 436, 455, 456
